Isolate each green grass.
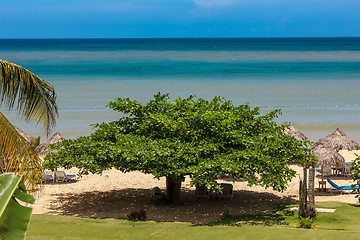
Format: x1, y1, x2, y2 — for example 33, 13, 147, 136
26, 202, 360, 240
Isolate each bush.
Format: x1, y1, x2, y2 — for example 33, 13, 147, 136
127, 209, 147, 221
297, 206, 317, 229
297, 216, 316, 229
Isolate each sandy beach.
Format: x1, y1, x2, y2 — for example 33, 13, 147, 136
32, 150, 360, 224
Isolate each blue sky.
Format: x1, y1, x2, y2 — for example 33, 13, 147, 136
1, 0, 360, 38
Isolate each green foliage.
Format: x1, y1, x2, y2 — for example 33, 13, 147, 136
350, 156, 360, 201
0, 59, 58, 192
297, 204, 317, 228
297, 216, 316, 229
127, 209, 147, 221
298, 206, 317, 229
44, 93, 314, 192
0, 59, 58, 134
0, 174, 35, 240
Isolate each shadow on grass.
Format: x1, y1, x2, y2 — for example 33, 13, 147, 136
194, 202, 295, 227
349, 203, 360, 207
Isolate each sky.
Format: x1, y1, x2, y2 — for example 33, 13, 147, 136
1, 0, 360, 38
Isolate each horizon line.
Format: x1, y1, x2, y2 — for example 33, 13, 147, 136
1, 36, 360, 40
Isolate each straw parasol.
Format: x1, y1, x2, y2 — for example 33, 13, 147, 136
313, 128, 360, 151
35, 132, 65, 158
14, 126, 35, 147
312, 144, 345, 169
311, 143, 346, 191
282, 122, 308, 141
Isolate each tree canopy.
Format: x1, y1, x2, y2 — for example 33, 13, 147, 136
44, 93, 313, 201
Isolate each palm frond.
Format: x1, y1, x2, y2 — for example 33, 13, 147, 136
0, 110, 43, 192
0, 59, 58, 135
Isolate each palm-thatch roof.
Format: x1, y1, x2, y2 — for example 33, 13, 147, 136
35, 132, 64, 158
282, 122, 308, 141
311, 144, 345, 168
313, 128, 360, 151
14, 126, 35, 147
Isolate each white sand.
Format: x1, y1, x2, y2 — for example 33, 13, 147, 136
31, 151, 360, 223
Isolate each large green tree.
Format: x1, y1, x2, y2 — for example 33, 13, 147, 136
44, 93, 312, 202
0, 59, 58, 191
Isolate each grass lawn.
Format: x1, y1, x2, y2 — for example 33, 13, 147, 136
26, 202, 360, 240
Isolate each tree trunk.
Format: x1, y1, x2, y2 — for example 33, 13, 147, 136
308, 161, 315, 208
303, 163, 308, 211
166, 176, 183, 203
299, 178, 305, 217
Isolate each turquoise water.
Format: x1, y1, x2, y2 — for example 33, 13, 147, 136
1, 38, 360, 142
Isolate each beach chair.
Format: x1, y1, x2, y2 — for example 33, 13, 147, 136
42, 171, 54, 183
327, 178, 359, 194
54, 171, 76, 183
218, 183, 233, 200
195, 185, 209, 199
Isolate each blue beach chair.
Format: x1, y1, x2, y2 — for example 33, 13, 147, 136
327, 178, 359, 194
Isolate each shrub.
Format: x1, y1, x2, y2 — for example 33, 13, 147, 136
297, 216, 316, 229
297, 206, 317, 229
127, 209, 147, 221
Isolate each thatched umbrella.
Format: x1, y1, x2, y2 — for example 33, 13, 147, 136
14, 126, 35, 147
312, 144, 345, 168
311, 144, 346, 191
313, 128, 360, 151
35, 132, 64, 158
282, 122, 308, 141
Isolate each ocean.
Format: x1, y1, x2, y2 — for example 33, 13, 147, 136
1, 38, 360, 142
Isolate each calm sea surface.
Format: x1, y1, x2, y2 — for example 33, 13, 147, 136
1, 38, 360, 142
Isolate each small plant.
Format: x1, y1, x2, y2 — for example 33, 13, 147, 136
127, 209, 147, 221
297, 216, 316, 229
297, 206, 317, 229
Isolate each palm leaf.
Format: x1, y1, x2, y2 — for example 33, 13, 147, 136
0, 111, 43, 191
0, 59, 58, 135
0, 174, 35, 240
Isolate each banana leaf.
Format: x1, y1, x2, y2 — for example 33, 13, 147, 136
0, 174, 35, 240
